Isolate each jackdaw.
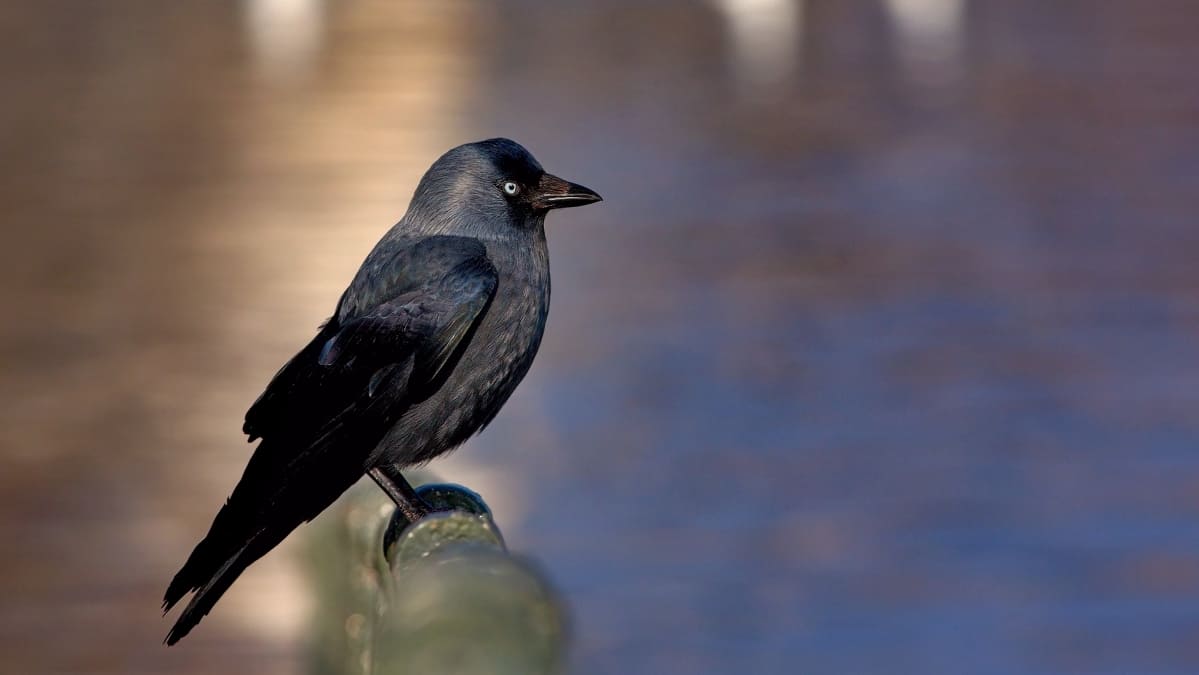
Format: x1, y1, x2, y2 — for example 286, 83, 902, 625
162, 138, 601, 644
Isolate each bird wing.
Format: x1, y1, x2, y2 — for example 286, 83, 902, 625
317, 257, 497, 389
163, 235, 497, 644
242, 235, 496, 443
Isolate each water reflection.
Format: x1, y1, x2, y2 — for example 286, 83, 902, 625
196, 0, 486, 652
713, 0, 804, 98
3, 1, 1199, 674
884, 0, 965, 87
243, 0, 326, 81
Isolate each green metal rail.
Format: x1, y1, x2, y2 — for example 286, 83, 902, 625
306, 481, 570, 675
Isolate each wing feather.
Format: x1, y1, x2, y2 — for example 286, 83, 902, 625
164, 236, 498, 642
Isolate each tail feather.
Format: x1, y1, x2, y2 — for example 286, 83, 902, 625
164, 380, 409, 643
162, 499, 241, 613
162, 440, 368, 643
164, 535, 263, 645
163, 441, 287, 614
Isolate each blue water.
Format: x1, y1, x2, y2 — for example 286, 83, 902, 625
2, 2, 1198, 673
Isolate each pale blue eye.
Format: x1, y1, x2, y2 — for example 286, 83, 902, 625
503, 181, 520, 196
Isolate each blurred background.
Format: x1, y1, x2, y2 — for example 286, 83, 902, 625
3, 0, 1199, 673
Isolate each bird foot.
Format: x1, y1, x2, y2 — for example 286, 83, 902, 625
380, 483, 498, 557
394, 494, 436, 523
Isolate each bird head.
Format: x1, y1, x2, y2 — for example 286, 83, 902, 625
405, 138, 602, 237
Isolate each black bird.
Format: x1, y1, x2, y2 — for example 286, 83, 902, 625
162, 138, 601, 644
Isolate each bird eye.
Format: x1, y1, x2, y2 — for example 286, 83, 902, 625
502, 181, 520, 196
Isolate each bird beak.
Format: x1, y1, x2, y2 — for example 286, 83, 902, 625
534, 173, 603, 210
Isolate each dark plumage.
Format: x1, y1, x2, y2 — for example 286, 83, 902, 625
162, 138, 601, 644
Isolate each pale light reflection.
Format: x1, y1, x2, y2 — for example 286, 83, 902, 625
243, 0, 325, 81
207, 0, 501, 645
713, 0, 803, 98
884, 0, 966, 88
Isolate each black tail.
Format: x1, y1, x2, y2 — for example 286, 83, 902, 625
163, 532, 269, 645
162, 435, 370, 644
163, 487, 259, 614
163, 360, 412, 644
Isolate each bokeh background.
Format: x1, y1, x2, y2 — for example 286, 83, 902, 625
3, 1, 1199, 673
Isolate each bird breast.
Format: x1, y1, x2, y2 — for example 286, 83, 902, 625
376, 242, 550, 466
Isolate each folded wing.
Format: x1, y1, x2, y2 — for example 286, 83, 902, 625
163, 236, 497, 644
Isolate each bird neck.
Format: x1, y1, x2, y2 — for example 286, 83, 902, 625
392, 210, 546, 247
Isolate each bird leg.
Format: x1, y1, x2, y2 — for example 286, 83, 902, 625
368, 465, 433, 523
